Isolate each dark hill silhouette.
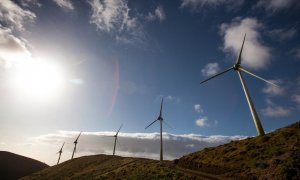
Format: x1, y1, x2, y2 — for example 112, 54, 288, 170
0, 151, 49, 180
22, 121, 300, 179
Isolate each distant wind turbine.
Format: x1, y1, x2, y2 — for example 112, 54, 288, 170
200, 34, 278, 136
71, 132, 82, 160
56, 142, 65, 165
112, 124, 123, 156
145, 98, 166, 161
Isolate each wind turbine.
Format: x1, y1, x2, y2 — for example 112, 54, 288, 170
71, 132, 82, 160
200, 34, 278, 136
112, 124, 123, 156
145, 98, 165, 161
56, 142, 65, 165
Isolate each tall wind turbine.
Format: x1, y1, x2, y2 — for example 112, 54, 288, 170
200, 34, 278, 136
145, 98, 164, 161
71, 132, 82, 160
56, 142, 65, 165
112, 124, 123, 156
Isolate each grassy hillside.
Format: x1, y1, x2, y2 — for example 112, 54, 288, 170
21, 155, 219, 179
22, 121, 299, 180
177, 121, 300, 179
0, 151, 49, 180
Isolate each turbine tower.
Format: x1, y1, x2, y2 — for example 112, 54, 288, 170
145, 98, 164, 161
200, 34, 278, 136
56, 142, 65, 165
71, 132, 82, 160
112, 124, 123, 156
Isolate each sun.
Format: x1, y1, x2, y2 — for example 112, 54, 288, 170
12, 58, 65, 100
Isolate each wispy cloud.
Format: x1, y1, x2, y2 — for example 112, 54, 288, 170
88, 0, 136, 32
262, 99, 292, 117
194, 104, 203, 113
201, 62, 220, 77
24, 131, 246, 165
52, 0, 75, 11
195, 117, 210, 127
20, 0, 42, 7
256, 0, 297, 12
0, 26, 32, 68
220, 17, 271, 70
262, 79, 285, 96
267, 28, 297, 41
146, 5, 166, 22
292, 94, 300, 106
88, 0, 145, 44
292, 47, 300, 60
180, 0, 244, 11
165, 95, 181, 103
0, 0, 36, 31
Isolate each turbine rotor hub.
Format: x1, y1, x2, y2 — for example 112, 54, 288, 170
233, 64, 240, 71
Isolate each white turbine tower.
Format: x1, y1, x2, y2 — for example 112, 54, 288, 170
145, 98, 165, 161
112, 124, 122, 156
71, 132, 82, 159
200, 34, 278, 136
56, 142, 65, 165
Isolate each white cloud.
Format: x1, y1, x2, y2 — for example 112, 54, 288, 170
24, 131, 246, 165
220, 17, 271, 70
194, 104, 203, 113
52, 0, 74, 11
146, 6, 166, 22
195, 117, 210, 127
0, 26, 32, 68
262, 79, 285, 96
292, 94, 300, 105
201, 62, 220, 77
256, 0, 297, 12
0, 0, 36, 31
88, 0, 145, 44
180, 0, 244, 11
293, 47, 300, 60
165, 95, 181, 103
88, 0, 136, 32
21, 0, 42, 7
267, 28, 297, 41
262, 99, 292, 117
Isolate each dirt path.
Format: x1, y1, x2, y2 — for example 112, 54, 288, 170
175, 166, 223, 180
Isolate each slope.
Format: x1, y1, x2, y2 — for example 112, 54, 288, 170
0, 151, 49, 180
21, 154, 220, 179
177, 121, 300, 179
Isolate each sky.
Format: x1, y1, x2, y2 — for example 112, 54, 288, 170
0, 0, 299, 165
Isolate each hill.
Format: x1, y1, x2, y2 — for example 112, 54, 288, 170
22, 121, 299, 180
0, 151, 49, 180
177, 121, 300, 179
21, 155, 219, 179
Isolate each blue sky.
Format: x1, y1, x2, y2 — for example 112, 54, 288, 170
0, 0, 299, 165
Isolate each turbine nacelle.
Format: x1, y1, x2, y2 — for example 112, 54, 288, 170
233, 64, 240, 71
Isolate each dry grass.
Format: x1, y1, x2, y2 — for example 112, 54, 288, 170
177, 121, 300, 179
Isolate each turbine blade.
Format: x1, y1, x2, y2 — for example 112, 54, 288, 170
75, 132, 82, 142
61, 142, 65, 150
239, 67, 279, 87
236, 33, 246, 65
163, 120, 174, 130
159, 98, 164, 117
145, 119, 158, 129
116, 138, 121, 146
200, 67, 233, 84
116, 124, 123, 136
